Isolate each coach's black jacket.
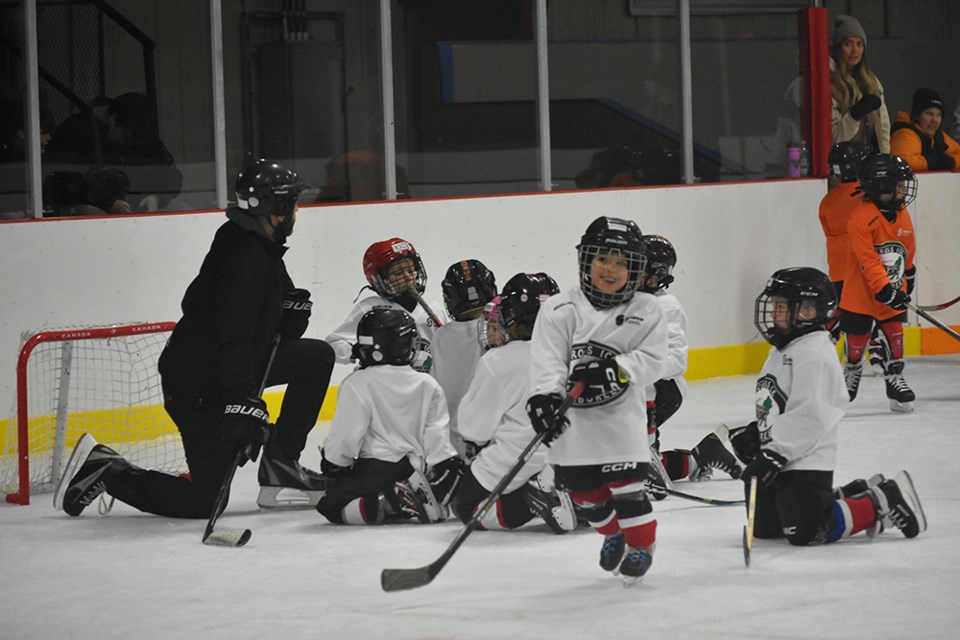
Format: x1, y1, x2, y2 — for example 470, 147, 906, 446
159, 205, 292, 403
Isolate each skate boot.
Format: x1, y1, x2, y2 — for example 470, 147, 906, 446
257, 445, 329, 508
619, 544, 655, 587
869, 472, 926, 538
389, 469, 447, 523
691, 432, 743, 480
54, 434, 129, 517
843, 361, 863, 402
599, 531, 626, 574
522, 476, 576, 534
883, 359, 915, 413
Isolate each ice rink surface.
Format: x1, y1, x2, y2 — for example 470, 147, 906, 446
2, 354, 958, 639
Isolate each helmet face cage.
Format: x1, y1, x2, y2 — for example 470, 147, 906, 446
828, 141, 870, 183
754, 268, 837, 349
441, 259, 497, 320
354, 308, 419, 368
235, 160, 304, 218
496, 272, 560, 341
640, 234, 676, 293
577, 216, 646, 309
859, 154, 918, 214
363, 238, 427, 300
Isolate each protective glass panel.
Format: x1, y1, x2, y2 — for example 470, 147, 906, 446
0, 1, 30, 219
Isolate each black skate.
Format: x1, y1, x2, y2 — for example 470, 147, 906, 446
884, 363, 915, 413
53, 433, 128, 517
599, 531, 626, 574
691, 432, 743, 480
844, 361, 863, 402
257, 445, 329, 508
390, 469, 446, 524
619, 544, 655, 587
869, 471, 926, 538
522, 476, 576, 534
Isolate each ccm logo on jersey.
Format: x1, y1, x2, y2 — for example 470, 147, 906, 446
601, 461, 639, 473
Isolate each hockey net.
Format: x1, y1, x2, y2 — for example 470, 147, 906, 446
1, 322, 187, 505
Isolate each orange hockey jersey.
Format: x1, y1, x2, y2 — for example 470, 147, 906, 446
839, 198, 915, 321
818, 181, 861, 282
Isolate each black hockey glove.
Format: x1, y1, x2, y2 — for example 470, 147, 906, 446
526, 393, 570, 446
463, 439, 488, 462
278, 288, 312, 339
905, 266, 916, 296
728, 421, 760, 465
428, 456, 466, 506
849, 94, 881, 121
569, 357, 629, 397
222, 396, 270, 466
875, 283, 910, 311
742, 449, 788, 489
319, 448, 350, 478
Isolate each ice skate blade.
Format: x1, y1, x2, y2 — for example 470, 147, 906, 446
257, 486, 325, 509
621, 575, 645, 588
889, 400, 914, 413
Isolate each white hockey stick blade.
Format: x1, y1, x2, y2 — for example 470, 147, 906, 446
202, 527, 252, 547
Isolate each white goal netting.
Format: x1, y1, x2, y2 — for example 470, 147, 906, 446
1, 322, 187, 505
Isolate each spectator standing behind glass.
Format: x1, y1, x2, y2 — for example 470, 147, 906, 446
890, 88, 960, 173
830, 15, 890, 153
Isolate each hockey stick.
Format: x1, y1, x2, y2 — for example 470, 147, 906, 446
203, 335, 281, 547
743, 475, 758, 568
907, 302, 960, 343
649, 426, 745, 507
381, 381, 585, 592
916, 295, 960, 312
408, 285, 443, 327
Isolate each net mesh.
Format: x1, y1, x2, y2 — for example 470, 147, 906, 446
1, 323, 186, 502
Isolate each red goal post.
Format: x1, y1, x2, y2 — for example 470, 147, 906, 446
2, 322, 186, 505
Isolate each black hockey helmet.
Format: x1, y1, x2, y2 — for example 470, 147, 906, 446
640, 234, 676, 293
828, 141, 871, 183
441, 259, 498, 321
754, 267, 837, 350
352, 308, 419, 368
497, 272, 560, 341
235, 160, 305, 218
856, 153, 917, 217
577, 216, 646, 309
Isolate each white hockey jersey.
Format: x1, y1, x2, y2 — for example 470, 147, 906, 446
529, 287, 669, 466
322, 364, 457, 471
430, 318, 485, 433
324, 293, 448, 371
458, 340, 546, 493
644, 291, 689, 403
755, 331, 848, 472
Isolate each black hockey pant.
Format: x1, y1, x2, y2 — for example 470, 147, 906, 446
750, 469, 837, 545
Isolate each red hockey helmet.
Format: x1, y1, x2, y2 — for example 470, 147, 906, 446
362, 238, 427, 300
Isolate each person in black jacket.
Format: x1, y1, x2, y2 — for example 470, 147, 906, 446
53, 160, 336, 518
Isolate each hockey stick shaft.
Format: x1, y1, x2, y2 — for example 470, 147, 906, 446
916, 295, 960, 312
650, 425, 744, 506
381, 381, 585, 592
743, 475, 758, 567
408, 285, 443, 327
203, 334, 281, 547
666, 487, 745, 506
908, 302, 960, 343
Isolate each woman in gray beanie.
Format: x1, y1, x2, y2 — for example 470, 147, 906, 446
830, 15, 890, 152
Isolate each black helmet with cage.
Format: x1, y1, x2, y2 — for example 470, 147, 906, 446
754, 267, 837, 350
639, 234, 676, 293
441, 259, 498, 321
828, 141, 871, 183
856, 153, 917, 219
496, 272, 560, 341
352, 308, 419, 368
577, 216, 646, 309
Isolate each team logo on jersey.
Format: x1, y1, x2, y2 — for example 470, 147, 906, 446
412, 337, 433, 373
568, 342, 628, 407
874, 242, 908, 288
755, 374, 787, 445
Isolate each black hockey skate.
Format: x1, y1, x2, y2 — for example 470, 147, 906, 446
619, 544, 655, 587
257, 445, 329, 508
389, 469, 447, 524
691, 432, 743, 480
54, 433, 129, 517
522, 476, 576, 534
843, 361, 863, 402
599, 532, 626, 574
884, 360, 915, 413
869, 472, 926, 539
